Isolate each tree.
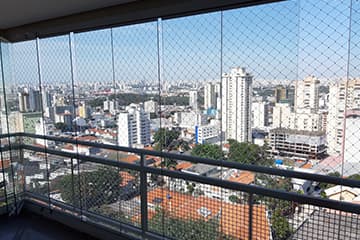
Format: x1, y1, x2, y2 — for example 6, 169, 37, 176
149, 209, 228, 240
52, 166, 122, 209
186, 183, 195, 195
228, 139, 272, 166
318, 171, 341, 190
191, 144, 224, 160
253, 174, 294, 239
271, 208, 292, 240
228, 195, 240, 203
169, 139, 190, 153
348, 173, 360, 181
54, 122, 68, 131
159, 158, 178, 169
153, 128, 180, 150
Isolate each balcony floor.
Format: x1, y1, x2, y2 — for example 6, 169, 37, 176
0, 210, 97, 240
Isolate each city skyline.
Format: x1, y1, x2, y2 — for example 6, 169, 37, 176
1, 1, 358, 86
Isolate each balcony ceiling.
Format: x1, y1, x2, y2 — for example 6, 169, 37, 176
0, 0, 282, 42
0, 0, 136, 29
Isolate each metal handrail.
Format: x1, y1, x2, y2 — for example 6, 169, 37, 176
21, 142, 360, 215
18, 132, 360, 188
1, 133, 360, 240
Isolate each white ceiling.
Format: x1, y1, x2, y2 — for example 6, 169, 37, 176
0, 0, 135, 29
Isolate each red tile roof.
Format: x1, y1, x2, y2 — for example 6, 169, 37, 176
228, 171, 255, 184
301, 163, 312, 169
175, 162, 193, 170
75, 135, 98, 141
119, 171, 135, 187
120, 154, 140, 163
144, 188, 270, 239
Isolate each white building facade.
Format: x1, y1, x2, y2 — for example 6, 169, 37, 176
272, 103, 322, 132
204, 82, 221, 110
144, 100, 158, 114
195, 120, 220, 144
343, 111, 360, 163
189, 90, 198, 111
174, 111, 207, 129
35, 118, 55, 147
295, 76, 320, 112
327, 79, 360, 154
221, 67, 252, 142
117, 104, 151, 147
251, 101, 268, 129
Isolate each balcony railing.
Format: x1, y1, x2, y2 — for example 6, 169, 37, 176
1, 133, 360, 240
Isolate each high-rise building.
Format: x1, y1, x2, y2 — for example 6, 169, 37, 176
35, 118, 55, 147
343, 111, 360, 164
2, 111, 42, 136
269, 128, 326, 160
272, 103, 293, 129
42, 90, 53, 118
144, 99, 158, 114
1, 111, 23, 133
42, 90, 53, 109
274, 85, 295, 105
295, 76, 320, 112
78, 101, 90, 119
117, 104, 151, 147
272, 103, 322, 131
221, 67, 252, 142
204, 82, 221, 110
195, 121, 220, 144
53, 105, 75, 123
251, 101, 269, 129
18, 88, 42, 112
103, 99, 118, 114
174, 111, 207, 129
327, 79, 360, 154
18, 91, 29, 112
189, 90, 198, 111
29, 89, 42, 112
275, 86, 289, 103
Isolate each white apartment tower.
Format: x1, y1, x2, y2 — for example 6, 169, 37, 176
204, 82, 221, 110
117, 104, 151, 147
273, 76, 322, 132
221, 67, 252, 142
189, 90, 198, 111
327, 79, 360, 154
252, 101, 268, 129
272, 103, 322, 132
343, 111, 360, 163
295, 76, 320, 112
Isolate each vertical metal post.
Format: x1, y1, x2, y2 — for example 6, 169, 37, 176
0, 143, 8, 213
140, 153, 148, 236
0, 42, 9, 213
248, 193, 253, 240
70, 157, 76, 210
69, 32, 83, 218
0, 42, 17, 215
18, 135, 25, 195
36, 37, 51, 210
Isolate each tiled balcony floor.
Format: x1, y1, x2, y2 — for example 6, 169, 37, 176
0, 210, 97, 240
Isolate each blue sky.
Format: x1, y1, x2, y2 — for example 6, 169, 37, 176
1, 0, 359, 87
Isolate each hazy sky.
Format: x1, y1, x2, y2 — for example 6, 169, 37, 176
2, 0, 359, 87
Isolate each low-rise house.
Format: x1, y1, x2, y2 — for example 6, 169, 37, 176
324, 185, 360, 202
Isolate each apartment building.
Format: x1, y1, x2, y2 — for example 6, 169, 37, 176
117, 104, 151, 147
221, 67, 252, 142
